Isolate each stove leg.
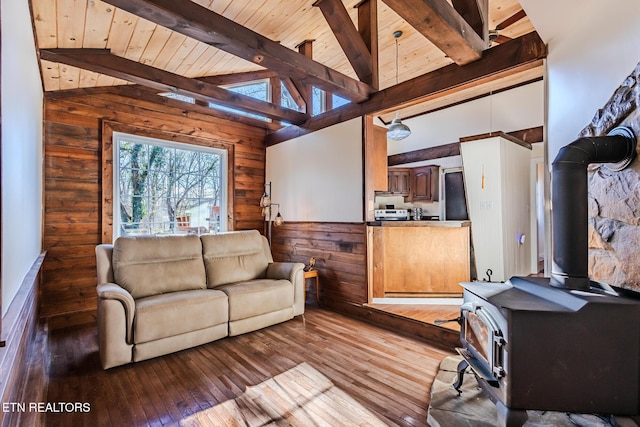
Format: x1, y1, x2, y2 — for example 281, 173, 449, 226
452, 359, 469, 395
496, 401, 528, 427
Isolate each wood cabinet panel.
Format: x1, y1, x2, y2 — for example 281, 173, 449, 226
411, 165, 439, 202
369, 225, 469, 295
387, 168, 411, 195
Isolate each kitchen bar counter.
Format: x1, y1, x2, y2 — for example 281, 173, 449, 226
367, 221, 471, 299
367, 220, 470, 228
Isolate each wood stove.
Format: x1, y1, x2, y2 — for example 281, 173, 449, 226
454, 127, 640, 426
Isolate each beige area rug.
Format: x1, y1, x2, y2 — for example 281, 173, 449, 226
178, 362, 388, 426
428, 356, 638, 427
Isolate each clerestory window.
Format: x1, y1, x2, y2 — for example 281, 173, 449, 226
113, 132, 227, 238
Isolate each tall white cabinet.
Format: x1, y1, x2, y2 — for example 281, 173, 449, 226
460, 134, 532, 282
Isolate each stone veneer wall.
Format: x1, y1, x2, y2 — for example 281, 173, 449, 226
579, 61, 640, 291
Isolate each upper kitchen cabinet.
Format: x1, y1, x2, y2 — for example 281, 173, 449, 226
411, 165, 440, 202
388, 168, 411, 195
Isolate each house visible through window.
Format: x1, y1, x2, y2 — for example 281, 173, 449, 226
113, 133, 227, 238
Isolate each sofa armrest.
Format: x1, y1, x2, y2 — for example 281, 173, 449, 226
97, 283, 135, 343
266, 262, 304, 281
266, 262, 306, 316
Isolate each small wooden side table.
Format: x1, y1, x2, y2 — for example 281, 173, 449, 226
303, 269, 320, 304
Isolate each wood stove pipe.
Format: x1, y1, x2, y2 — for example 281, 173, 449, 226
551, 126, 637, 290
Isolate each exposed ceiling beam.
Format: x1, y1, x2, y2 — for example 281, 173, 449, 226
199, 70, 278, 86
294, 40, 315, 111
451, 0, 488, 40
265, 31, 546, 146
110, 85, 283, 131
100, 0, 374, 103
313, 0, 374, 84
281, 77, 306, 111
356, 0, 379, 89
496, 9, 527, 30
381, 0, 487, 65
387, 126, 543, 166
39, 49, 309, 125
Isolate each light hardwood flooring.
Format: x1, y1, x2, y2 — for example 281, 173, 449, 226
366, 304, 461, 332
44, 308, 454, 426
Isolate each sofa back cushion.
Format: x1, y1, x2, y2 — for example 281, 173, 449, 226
113, 235, 206, 299
201, 230, 273, 288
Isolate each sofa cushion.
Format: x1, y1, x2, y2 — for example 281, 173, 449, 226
134, 289, 228, 344
215, 279, 293, 321
201, 230, 273, 287
113, 234, 206, 299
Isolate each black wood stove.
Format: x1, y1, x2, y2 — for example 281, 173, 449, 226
454, 127, 640, 426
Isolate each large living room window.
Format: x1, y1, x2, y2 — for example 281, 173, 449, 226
113, 132, 227, 238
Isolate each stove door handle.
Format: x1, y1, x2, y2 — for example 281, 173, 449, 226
434, 316, 462, 326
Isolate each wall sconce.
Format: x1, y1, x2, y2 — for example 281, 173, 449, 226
260, 181, 284, 246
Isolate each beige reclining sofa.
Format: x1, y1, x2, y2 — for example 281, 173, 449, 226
95, 230, 305, 369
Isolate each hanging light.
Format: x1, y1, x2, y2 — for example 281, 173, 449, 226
388, 112, 411, 140
387, 30, 411, 141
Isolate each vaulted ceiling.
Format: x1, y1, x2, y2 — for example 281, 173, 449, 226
30, 0, 545, 143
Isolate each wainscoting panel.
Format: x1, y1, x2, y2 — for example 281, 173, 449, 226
270, 222, 368, 306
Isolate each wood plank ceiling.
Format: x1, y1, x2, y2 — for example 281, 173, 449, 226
30, 0, 542, 141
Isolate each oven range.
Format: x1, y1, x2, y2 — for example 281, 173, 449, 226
373, 209, 408, 220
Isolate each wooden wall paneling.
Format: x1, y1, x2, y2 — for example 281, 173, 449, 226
43, 89, 267, 328
0, 254, 46, 427
270, 222, 368, 306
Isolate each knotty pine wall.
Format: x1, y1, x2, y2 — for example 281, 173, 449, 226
43, 90, 267, 328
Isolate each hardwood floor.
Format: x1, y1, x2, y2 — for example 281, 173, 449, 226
45, 308, 454, 426
366, 304, 461, 332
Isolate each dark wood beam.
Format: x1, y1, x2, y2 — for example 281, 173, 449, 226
388, 143, 461, 166
281, 77, 306, 111
496, 9, 527, 30
108, 85, 283, 130
198, 70, 278, 86
40, 49, 308, 125
313, 0, 374, 84
452, 0, 488, 41
357, 0, 379, 89
294, 40, 315, 112
381, 0, 487, 65
265, 31, 546, 146
388, 126, 543, 166
100, 0, 374, 102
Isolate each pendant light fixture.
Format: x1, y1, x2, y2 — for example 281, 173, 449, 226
387, 30, 411, 141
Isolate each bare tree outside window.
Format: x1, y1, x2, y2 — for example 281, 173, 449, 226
115, 134, 226, 237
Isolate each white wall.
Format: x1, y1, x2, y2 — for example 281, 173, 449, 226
1, 0, 44, 315
266, 118, 363, 222
521, 0, 640, 162
386, 80, 544, 168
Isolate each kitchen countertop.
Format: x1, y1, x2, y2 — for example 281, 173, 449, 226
367, 220, 470, 227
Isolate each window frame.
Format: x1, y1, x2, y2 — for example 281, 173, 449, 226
101, 123, 235, 244
112, 132, 229, 240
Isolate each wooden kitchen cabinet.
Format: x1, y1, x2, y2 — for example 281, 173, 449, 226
368, 222, 470, 298
388, 168, 411, 195
411, 165, 439, 202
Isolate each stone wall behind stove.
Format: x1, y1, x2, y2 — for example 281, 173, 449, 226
580, 61, 640, 291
